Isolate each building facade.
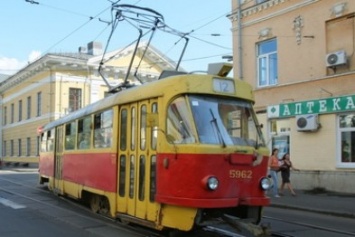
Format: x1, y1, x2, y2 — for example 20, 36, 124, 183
0, 42, 176, 165
230, 0, 355, 193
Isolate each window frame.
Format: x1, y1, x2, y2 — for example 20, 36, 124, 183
37, 92, 42, 117
257, 38, 278, 87
69, 88, 82, 112
338, 113, 355, 168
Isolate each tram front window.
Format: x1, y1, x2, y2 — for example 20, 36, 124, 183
166, 97, 196, 144
166, 95, 265, 147
190, 95, 264, 147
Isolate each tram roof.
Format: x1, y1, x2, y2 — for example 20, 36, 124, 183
42, 73, 253, 131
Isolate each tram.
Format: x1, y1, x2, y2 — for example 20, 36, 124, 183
39, 4, 271, 235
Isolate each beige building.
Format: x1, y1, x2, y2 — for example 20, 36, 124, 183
230, 0, 355, 193
0, 41, 176, 165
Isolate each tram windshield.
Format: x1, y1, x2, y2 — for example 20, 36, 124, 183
167, 95, 265, 147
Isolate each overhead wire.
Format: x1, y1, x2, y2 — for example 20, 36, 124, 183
24, 0, 114, 56
22, 0, 231, 69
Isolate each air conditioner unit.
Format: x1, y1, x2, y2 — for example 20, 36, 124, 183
296, 114, 319, 131
326, 50, 347, 67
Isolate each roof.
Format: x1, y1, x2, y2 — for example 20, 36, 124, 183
0, 74, 10, 83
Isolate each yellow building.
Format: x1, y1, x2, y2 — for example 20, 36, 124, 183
229, 0, 355, 193
0, 41, 177, 166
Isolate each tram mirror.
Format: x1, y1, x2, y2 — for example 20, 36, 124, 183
147, 113, 159, 127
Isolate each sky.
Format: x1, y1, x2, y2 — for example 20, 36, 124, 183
0, 0, 233, 75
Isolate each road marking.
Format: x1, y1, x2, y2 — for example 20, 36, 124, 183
0, 197, 26, 209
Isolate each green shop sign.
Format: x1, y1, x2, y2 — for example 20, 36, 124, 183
267, 94, 355, 118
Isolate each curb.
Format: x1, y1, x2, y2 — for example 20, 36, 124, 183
271, 203, 355, 219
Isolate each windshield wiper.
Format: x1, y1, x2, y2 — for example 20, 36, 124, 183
209, 109, 226, 148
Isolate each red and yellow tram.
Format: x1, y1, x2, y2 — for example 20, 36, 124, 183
39, 64, 271, 233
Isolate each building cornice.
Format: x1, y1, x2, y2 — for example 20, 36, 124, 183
229, 0, 319, 29
0, 54, 93, 93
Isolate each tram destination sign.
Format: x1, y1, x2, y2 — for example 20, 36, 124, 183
267, 94, 355, 118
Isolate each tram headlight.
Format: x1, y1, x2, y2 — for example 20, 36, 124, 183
260, 177, 272, 190
206, 176, 219, 191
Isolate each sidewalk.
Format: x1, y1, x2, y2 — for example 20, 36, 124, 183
0, 163, 38, 172
269, 189, 355, 219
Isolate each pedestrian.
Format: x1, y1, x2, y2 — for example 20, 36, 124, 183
279, 153, 300, 196
268, 148, 280, 197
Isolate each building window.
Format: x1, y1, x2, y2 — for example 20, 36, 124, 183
3, 141, 6, 156
18, 139, 22, 156
256, 0, 268, 3
11, 103, 14, 123
3, 106, 7, 125
339, 114, 355, 164
36, 136, 40, 156
37, 92, 42, 116
26, 137, 31, 156
10, 140, 14, 156
257, 38, 278, 87
18, 100, 22, 121
69, 88, 82, 112
27, 96, 31, 119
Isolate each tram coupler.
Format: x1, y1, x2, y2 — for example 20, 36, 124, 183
222, 214, 271, 236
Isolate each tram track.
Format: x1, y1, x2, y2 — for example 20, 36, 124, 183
263, 215, 355, 236
0, 174, 284, 237
0, 174, 162, 237
3, 173, 349, 237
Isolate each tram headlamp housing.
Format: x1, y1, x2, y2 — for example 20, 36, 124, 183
260, 177, 272, 190
206, 176, 219, 191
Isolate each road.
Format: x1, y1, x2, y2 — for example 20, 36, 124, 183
0, 169, 152, 237
262, 206, 355, 236
1, 168, 355, 237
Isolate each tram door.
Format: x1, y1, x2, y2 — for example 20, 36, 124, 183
117, 99, 159, 222
53, 125, 64, 194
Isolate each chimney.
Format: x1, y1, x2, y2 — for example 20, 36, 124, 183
78, 46, 87, 54
87, 41, 103, 55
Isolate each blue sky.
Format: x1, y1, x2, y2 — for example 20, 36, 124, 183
0, 0, 233, 75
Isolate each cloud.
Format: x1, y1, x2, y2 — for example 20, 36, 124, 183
0, 50, 42, 75
0, 56, 24, 75
28, 50, 42, 63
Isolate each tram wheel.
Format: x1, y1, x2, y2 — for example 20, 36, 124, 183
90, 195, 101, 213
98, 196, 110, 215
90, 194, 110, 215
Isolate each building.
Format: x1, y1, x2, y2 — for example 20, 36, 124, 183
229, 0, 355, 193
0, 41, 178, 166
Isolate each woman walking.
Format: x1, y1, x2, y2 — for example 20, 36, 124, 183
279, 153, 300, 196
268, 148, 280, 197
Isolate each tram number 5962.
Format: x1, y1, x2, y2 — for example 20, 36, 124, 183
229, 170, 252, 179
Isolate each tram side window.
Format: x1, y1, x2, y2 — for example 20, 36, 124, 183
47, 129, 55, 152
65, 122, 76, 150
118, 155, 126, 197
138, 155, 145, 201
131, 107, 136, 150
150, 155, 156, 202
78, 116, 92, 149
129, 155, 135, 199
120, 109, 128, 151
41, 132, 47, 152
94, 109, 113, 148
140, 105, 147, 150
151, 103, 158, 150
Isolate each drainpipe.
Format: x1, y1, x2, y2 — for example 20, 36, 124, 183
237, 0, 243, 80
49, 66, 53, 122
0, 94, 3, 160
